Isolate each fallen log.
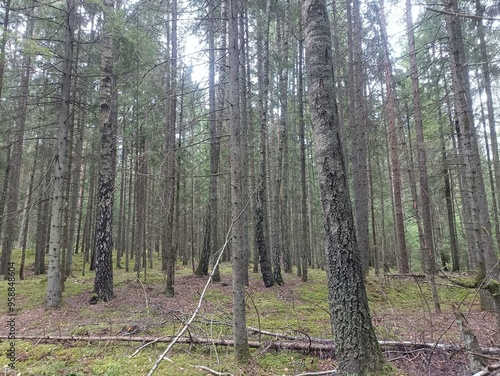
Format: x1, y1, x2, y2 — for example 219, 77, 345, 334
2, 334, 500, 356
0, 334, 333, 353
472, 362, 500, 376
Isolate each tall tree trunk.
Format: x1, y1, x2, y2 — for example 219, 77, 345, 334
164, 0, 177, 296
475, 0, 500, 252
302, 0, 387, 372
254, 0, 274, 288
19, 141, 38, 280
298, 25, 310, 282
377, 0, 409, 274
196, 0, 220, 278
35, 154, 51, 276
347, 0, 370, 276
93, 0, 116, 303
438, 107, 459, 271
0, 4, 34, 278
47, 0, 76, 307
228, 0, 249, 363
239, 8, 250, 286
0, 0, 10, 98
406, 0, 440, 312
0, 0, 11, 243
443, 0, 499, 321
277, 3, 291, 274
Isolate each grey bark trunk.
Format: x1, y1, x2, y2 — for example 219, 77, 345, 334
93, 0, 116, 303
164, 0, 177, 296
47, 0, 76, 307
302, 0, 387, 373
405, 0, 441, 312
298, 28, 310, 282
377, 0, 409, 273
347, 0, 370, 276
228, 0, 250, 363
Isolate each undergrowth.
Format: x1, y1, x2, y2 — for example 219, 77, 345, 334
0, 249, 481, 375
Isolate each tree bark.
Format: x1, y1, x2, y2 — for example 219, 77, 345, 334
47, 0, 76, 307
347, 0, 370, 276
0, 3, 34, 278
377, 0, 409, 274
254, 0, 274, 288
405, 0, 441, 313
196, 0, 220, 279
442, 0, 499, 316
302, 0, 387, 373
163, 0, 177, 297
298, 27, 310, 282
228, 0, 250, 363
93, 0, 116, 303
475, 0, 500, 253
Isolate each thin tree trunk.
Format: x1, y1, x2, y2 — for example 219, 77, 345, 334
348, 0, 370, 276
228, 0, 249, 363
19, 141, 38, 280
475, 0, 500, 253
0, 4, 34, 278
196, 0, 220, 279
277, 4, 291, 274
377, 0, 409, 274
298, 26, 310, 282
405, 0, 440, 312
438, 107, 459, 271
164, 0, 177, 296
443, 0, 499, 320
254, 0, 274, 288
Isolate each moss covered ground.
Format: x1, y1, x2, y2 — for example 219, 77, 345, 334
0, 249, 489, 375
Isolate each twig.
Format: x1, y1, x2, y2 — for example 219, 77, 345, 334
425, 7, 500, 22
129, 336, 170, 358
294, 370, 337, 376
246, 291, 262, 342
191, 365, 233, 376
136, 276, 149, 312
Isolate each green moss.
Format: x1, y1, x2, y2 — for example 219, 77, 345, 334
486, 279, 500, 297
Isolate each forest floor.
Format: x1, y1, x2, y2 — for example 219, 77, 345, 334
0, 250, 498, 375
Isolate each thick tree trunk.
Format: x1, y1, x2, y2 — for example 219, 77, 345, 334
93, 0, 116, 303
302, 0, 387, 373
